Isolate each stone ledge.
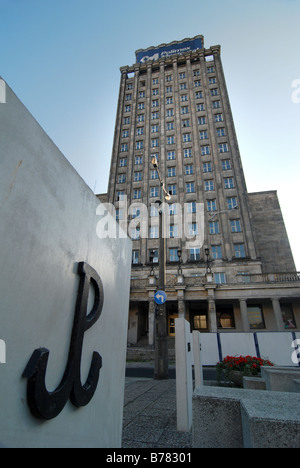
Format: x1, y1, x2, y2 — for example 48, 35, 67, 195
193, 386, 300, 448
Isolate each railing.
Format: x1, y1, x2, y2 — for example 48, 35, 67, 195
236, 272, 300, 284
130, 272, 300, 290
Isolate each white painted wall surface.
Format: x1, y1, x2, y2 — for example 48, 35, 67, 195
0, 81, 132, 448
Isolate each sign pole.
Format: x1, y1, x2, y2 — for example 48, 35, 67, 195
154, 183, 169, 380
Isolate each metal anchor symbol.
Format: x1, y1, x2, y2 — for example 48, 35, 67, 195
22, 262, 104, 420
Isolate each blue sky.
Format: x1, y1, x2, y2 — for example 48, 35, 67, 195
1, 0, 300, 269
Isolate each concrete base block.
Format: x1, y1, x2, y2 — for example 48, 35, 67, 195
243, 376, 266, 390
261, 367, 300, 393
241, 392, 300, 448
192, 387, 244, 448
193, 386, 300, 448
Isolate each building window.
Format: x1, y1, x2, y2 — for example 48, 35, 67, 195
227, 197, 238, 209
122, 130, 129, 138
136, 127, 144, 135
135, 156, 143, 165
188, 223, 198, 236
167, 122, 175, 130
152, 88, 159, 96
169, 203, 177, 215
201, 145, 210, 155
166, 109, 174, 117
125, 105, 131, 112
222, 159, 231, 170
182, 119, 190, 128
132, 251, 139, 264
152, 100, 159, 108
217, 127, 226, 137
234, 244, 246, 258
181, 106, 189, 114
152, 112, 159, 119
215, 113, 224, 122
207, 66, 215, 73
186, 182, 195, 193
231, 219, 242, 233
195, 91, 203, 99
166, 97, 173, 105
150, 205, 158, 217
215, 273, 226, 284
170, 225, 179, 238
134, 172, 142, 182
179, 72, 186, 79
197, 103, 205, 111
198, 116, 206, 125
185, 164, 194, 175
183, 133, 192, 143
167, 151, 176, 160
207, 199, 217, 212
166, 86, 173, 93
179, 83, 187, 90
149, 226, 159, 239
190, 248, 200, 261
118, 174, 126, 183
123, 117, 130, 125
169, 248, 179, 262
119, 158, 127, 167
150, 187, 159, 197
281, 303, 297, 329
205, 180, 215, 191
166, 75, 173, 82
219, 143, 229, 153
209, 77, 217, 85
168, 184, 177, 195
209, 221, 220, 234
212, 245, 222, 259
200, 131, 208, 140
150, 170, 158, 180
217, 305, 235, 329
151, 139, 159, 148
116, 191, 125, 201
149, 249, 159, 263
212, 101, 221, 109
137, 114, 145, 122
187, 201, 196, 213
167, 136, 175, 145
184, 148, 192, 158
153, 78, 159, 85
224, 177, 235, 189
138, 102, 145, 110
121, 143, 128, 152
180, 94, 188, 102
168, 167, 176, 177
210, 88, 219, 96
247, 305, 265, 329
136, 141, 144, 150
133, 189, 141, 199
194, 80, 201, 87
130, 228, 140, 240
203, 162, 212, 173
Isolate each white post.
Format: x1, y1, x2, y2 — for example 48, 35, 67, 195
175, 318, 193, 432
193, 331, 203, 387
0, 339, 6, 364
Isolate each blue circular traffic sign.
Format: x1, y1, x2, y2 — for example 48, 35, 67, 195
154, 290, 167, 305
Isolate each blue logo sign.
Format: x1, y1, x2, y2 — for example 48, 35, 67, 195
136, 37, 203, 64
154, 290, 167, 305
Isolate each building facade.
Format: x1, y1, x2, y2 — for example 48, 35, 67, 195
104, 36, 300, 346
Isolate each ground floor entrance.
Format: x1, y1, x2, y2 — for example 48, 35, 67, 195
127, 297, 300, 347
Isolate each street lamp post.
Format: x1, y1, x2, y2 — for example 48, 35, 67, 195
151, 156, 170, 380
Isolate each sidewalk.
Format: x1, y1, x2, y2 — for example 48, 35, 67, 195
122, 378, 192, 448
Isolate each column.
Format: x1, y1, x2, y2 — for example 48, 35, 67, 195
208, 299, 217, 332
148, 300, 156, 346
239, 299, 250, 332
272, 298, 285, 331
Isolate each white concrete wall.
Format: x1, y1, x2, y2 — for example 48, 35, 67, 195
0, 81, 132, 447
